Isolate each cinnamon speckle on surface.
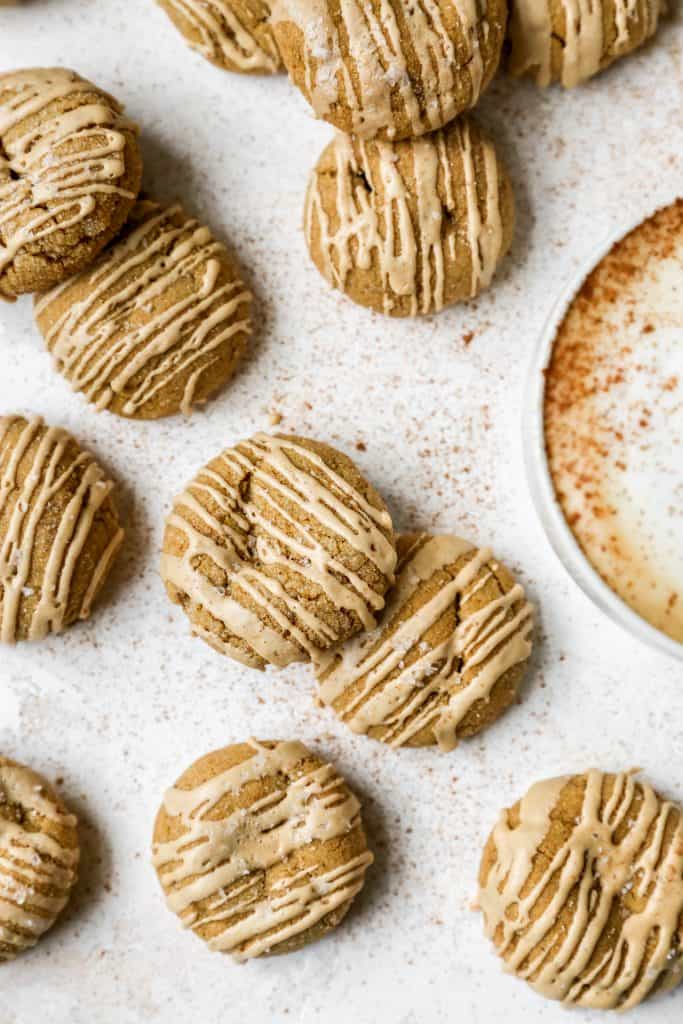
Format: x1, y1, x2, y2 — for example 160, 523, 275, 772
0, 3, 681, 1023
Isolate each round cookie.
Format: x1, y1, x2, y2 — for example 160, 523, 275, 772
152, 739, 373, 959
507, 0, 664, 87
478, 770, 683, 1010
0, 415, 124, 643
0, 756, 79, 962
0, 68, 142, 300
304, 119, 514, 317
271, 0, 507, 141
34, 199, 252, 420
160, 433, 397, 669
156, 0, 282, 74
316, 534, 533, 750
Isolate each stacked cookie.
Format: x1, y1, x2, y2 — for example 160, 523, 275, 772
154, 0, 667, 316
0, 67, 253, 421
160, 431, 535, 751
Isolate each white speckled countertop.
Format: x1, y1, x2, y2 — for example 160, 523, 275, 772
1, 2, 682, 1022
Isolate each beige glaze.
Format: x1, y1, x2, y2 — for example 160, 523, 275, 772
479, 770, 683, 1009
159, 0, 281, 73
508, 0, 663, 86
152, 739, 373, 960
161, 433, 396, 668
0, 416, 124, 643
271, 0, 496, 140
0, 68, 138, 299
304, 121, 507, 316
316, 535, 533, 750
34, 200, 252, 419
0, 757, 79, 961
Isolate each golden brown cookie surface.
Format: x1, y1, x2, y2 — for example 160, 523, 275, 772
0, 756, 79, 962
152, 739, 373, 959
34, 199, 252, 420
479, 770, 683, 1010
304, 120, 514, 317
507, 0, 664, 86
316, 534, 533, 750
271, 0, 507, 140
156, 0, 282, 73
0, 415, 124, 643
0, 68, 142, 299
160, 433, 396, 669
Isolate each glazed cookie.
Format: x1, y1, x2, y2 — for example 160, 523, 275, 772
0, 756, 79, 962
34, 200, 252, 420
156, 0, 282, 73
508, 0, 664, 87
304, 119, 514, 317
479, 770, 683, 1010
271, 0, 507, 141
0, 416, 124, 643
160, 433, 397, 668
0, 68, 142, 300
316, 534, 533, 750
152, 739, 373, 959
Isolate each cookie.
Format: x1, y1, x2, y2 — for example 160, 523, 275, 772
34, 200, 252, 420
271, 0, 506, 141
0, 756, 79, 962
508, 0, 664, 87
0, 68, 142, 300
316, 534, 533, 750
152, 739, 373, 959
160, 433, 397, 668
304, 119, 514, 317
0, 416, 124, 643
156, 0, 282, 73
478, 770, 683, 1010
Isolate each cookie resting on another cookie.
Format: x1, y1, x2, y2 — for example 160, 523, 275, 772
271, 0, 507, 141
160, 433, 397, 668
0, 68, 142, 299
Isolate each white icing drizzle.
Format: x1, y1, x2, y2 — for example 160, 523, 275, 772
159, 0, 281, 73
0, 758, 79, 962
0, 68, 138, 300
316, 535, 534, 751
152, 739, 373, 960
508, 0, 663, 87
479, 770, 683, 1010
271, 0, 492, 139
0, 416, 124, 643
34, 201, 252, 419
161, 433, 396, 668
304, 122, 506, 316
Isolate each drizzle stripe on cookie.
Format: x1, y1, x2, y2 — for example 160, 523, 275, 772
0, 69, 137, 299
304, 122, 505, 316
35, 202, 252, 418
0, 416, 124, 643
161, 0, 281, 73
0, 760, 79, 961
152, 739, 373, 960
479, 771, 683, 1009
161, 434, 396, 667
316, 535, 534, 750
271, 0, 489, 138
